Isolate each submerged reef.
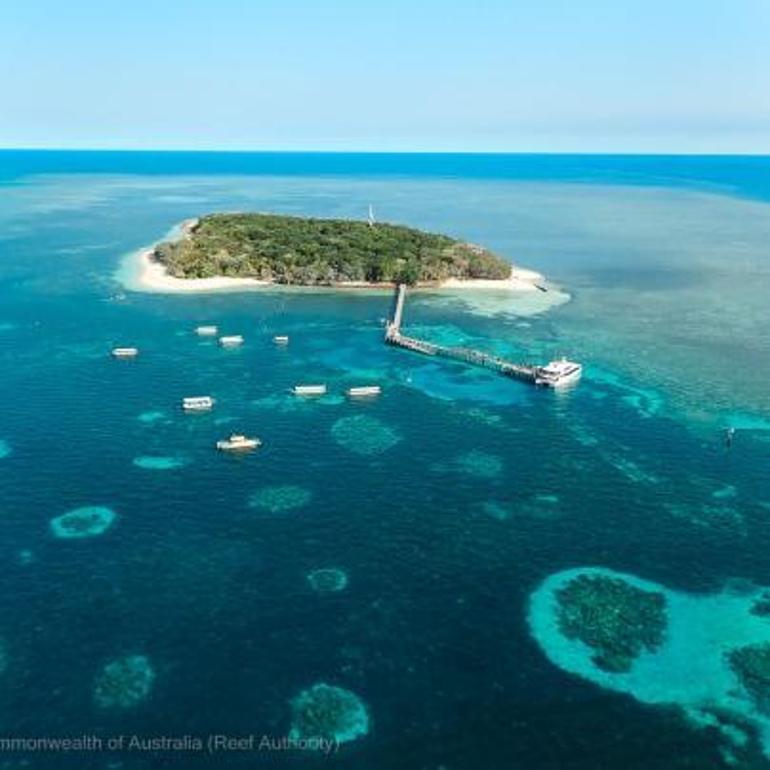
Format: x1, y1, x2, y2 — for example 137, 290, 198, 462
289, 683, 369, 743
728, 643, 770, 711
136, 410, 168, 425
307, 568, 349, 593
555, 573, 667, 672
663, 500, 746, 536
93, 655, 155, 708
252, 393, 344, 413
480, 495, 562, 522
481, 500, 514, 521
752, 594, 770, 617
331, 415, 401, 456
0, 439, 10, 459
50, 506, 117, 539
249, 485, 312, 514
455, 450, 503, 479
529, 567, 770, 758
133, 455, 187, 470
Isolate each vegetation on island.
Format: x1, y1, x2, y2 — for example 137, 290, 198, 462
153, 213, 511, 285
555, 574, 668, 673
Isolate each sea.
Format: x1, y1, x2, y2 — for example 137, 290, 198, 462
1, 151, 770, 769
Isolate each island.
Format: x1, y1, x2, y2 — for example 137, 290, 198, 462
154, 212, 510, 285
134, 213, 548, 293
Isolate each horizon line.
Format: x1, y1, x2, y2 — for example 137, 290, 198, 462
1, 147, 770, 158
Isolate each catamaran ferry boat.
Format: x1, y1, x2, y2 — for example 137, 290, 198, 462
111, 347, 139, 358
182, 396, 215, 412
195, 325, 218, 336
534, 358, 582, 388
346, 385, 382, 398
216, 434, 262, 452
292, 384, 327, 396
219, 335, 244, 347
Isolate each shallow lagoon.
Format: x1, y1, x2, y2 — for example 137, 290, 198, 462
530, 567, 770, 759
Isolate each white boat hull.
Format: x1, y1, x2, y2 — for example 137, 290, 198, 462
535, 368, 582, 388
292, 385, 327, 396
216, 438, 261, 451
347, 386, 382, 397
182, 397, 215, 411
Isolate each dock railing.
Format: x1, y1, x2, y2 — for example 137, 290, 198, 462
384, 284, 539, 383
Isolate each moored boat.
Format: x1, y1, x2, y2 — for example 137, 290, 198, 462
346, 385, 382, 397
195, 325, 218, 336
292, 384, 327, 396
182, 396, 215, 411
273, 335, 290, 345
216, 434, 262, 452
219, 335, 244, 347
535, 358, 582, 388
111, 347, 139, 358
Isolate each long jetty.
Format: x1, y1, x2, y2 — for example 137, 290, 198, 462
384, 284, 539, 383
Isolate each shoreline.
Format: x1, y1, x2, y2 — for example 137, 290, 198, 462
121, 218, 552, 296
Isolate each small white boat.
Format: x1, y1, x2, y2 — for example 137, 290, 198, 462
219, 335, 244, 347
216, 434, 262, 452
111, 347, 139, 358
292, 384, 327, 396
195, 325, 218, 336
273, 335, 290, 345
535, 358, 582, 388
182, 396, 215, 412
346, 385, 382, 398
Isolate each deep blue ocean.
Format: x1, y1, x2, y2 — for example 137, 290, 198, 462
1, 151, 770, 769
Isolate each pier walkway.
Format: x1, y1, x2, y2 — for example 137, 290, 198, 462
384, 284, 539, 383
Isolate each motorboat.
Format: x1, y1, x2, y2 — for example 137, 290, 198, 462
346, 385, 382, 397
216, 434, 262, 452
111, 347, 139, 358
182, 396, 215, 411
535, 358, 582, 388
291, 384, 327, 396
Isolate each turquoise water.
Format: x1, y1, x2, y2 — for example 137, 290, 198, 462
1, 151, 770, 769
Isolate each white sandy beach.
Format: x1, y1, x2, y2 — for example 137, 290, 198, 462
134, 247, 547, 294
135, 247, 272, 293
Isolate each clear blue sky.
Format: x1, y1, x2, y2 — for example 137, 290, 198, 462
2, 0, 769, 153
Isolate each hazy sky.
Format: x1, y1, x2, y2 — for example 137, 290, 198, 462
2, 0, 769, 152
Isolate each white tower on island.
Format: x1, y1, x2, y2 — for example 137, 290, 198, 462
368, 204, 376, 227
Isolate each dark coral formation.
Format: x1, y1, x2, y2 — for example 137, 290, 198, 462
93, 655, 155, 708
750, 594, 770, 617
728, 643, 770, 711
555, 574, 667, 673
290, 683, 369, 743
